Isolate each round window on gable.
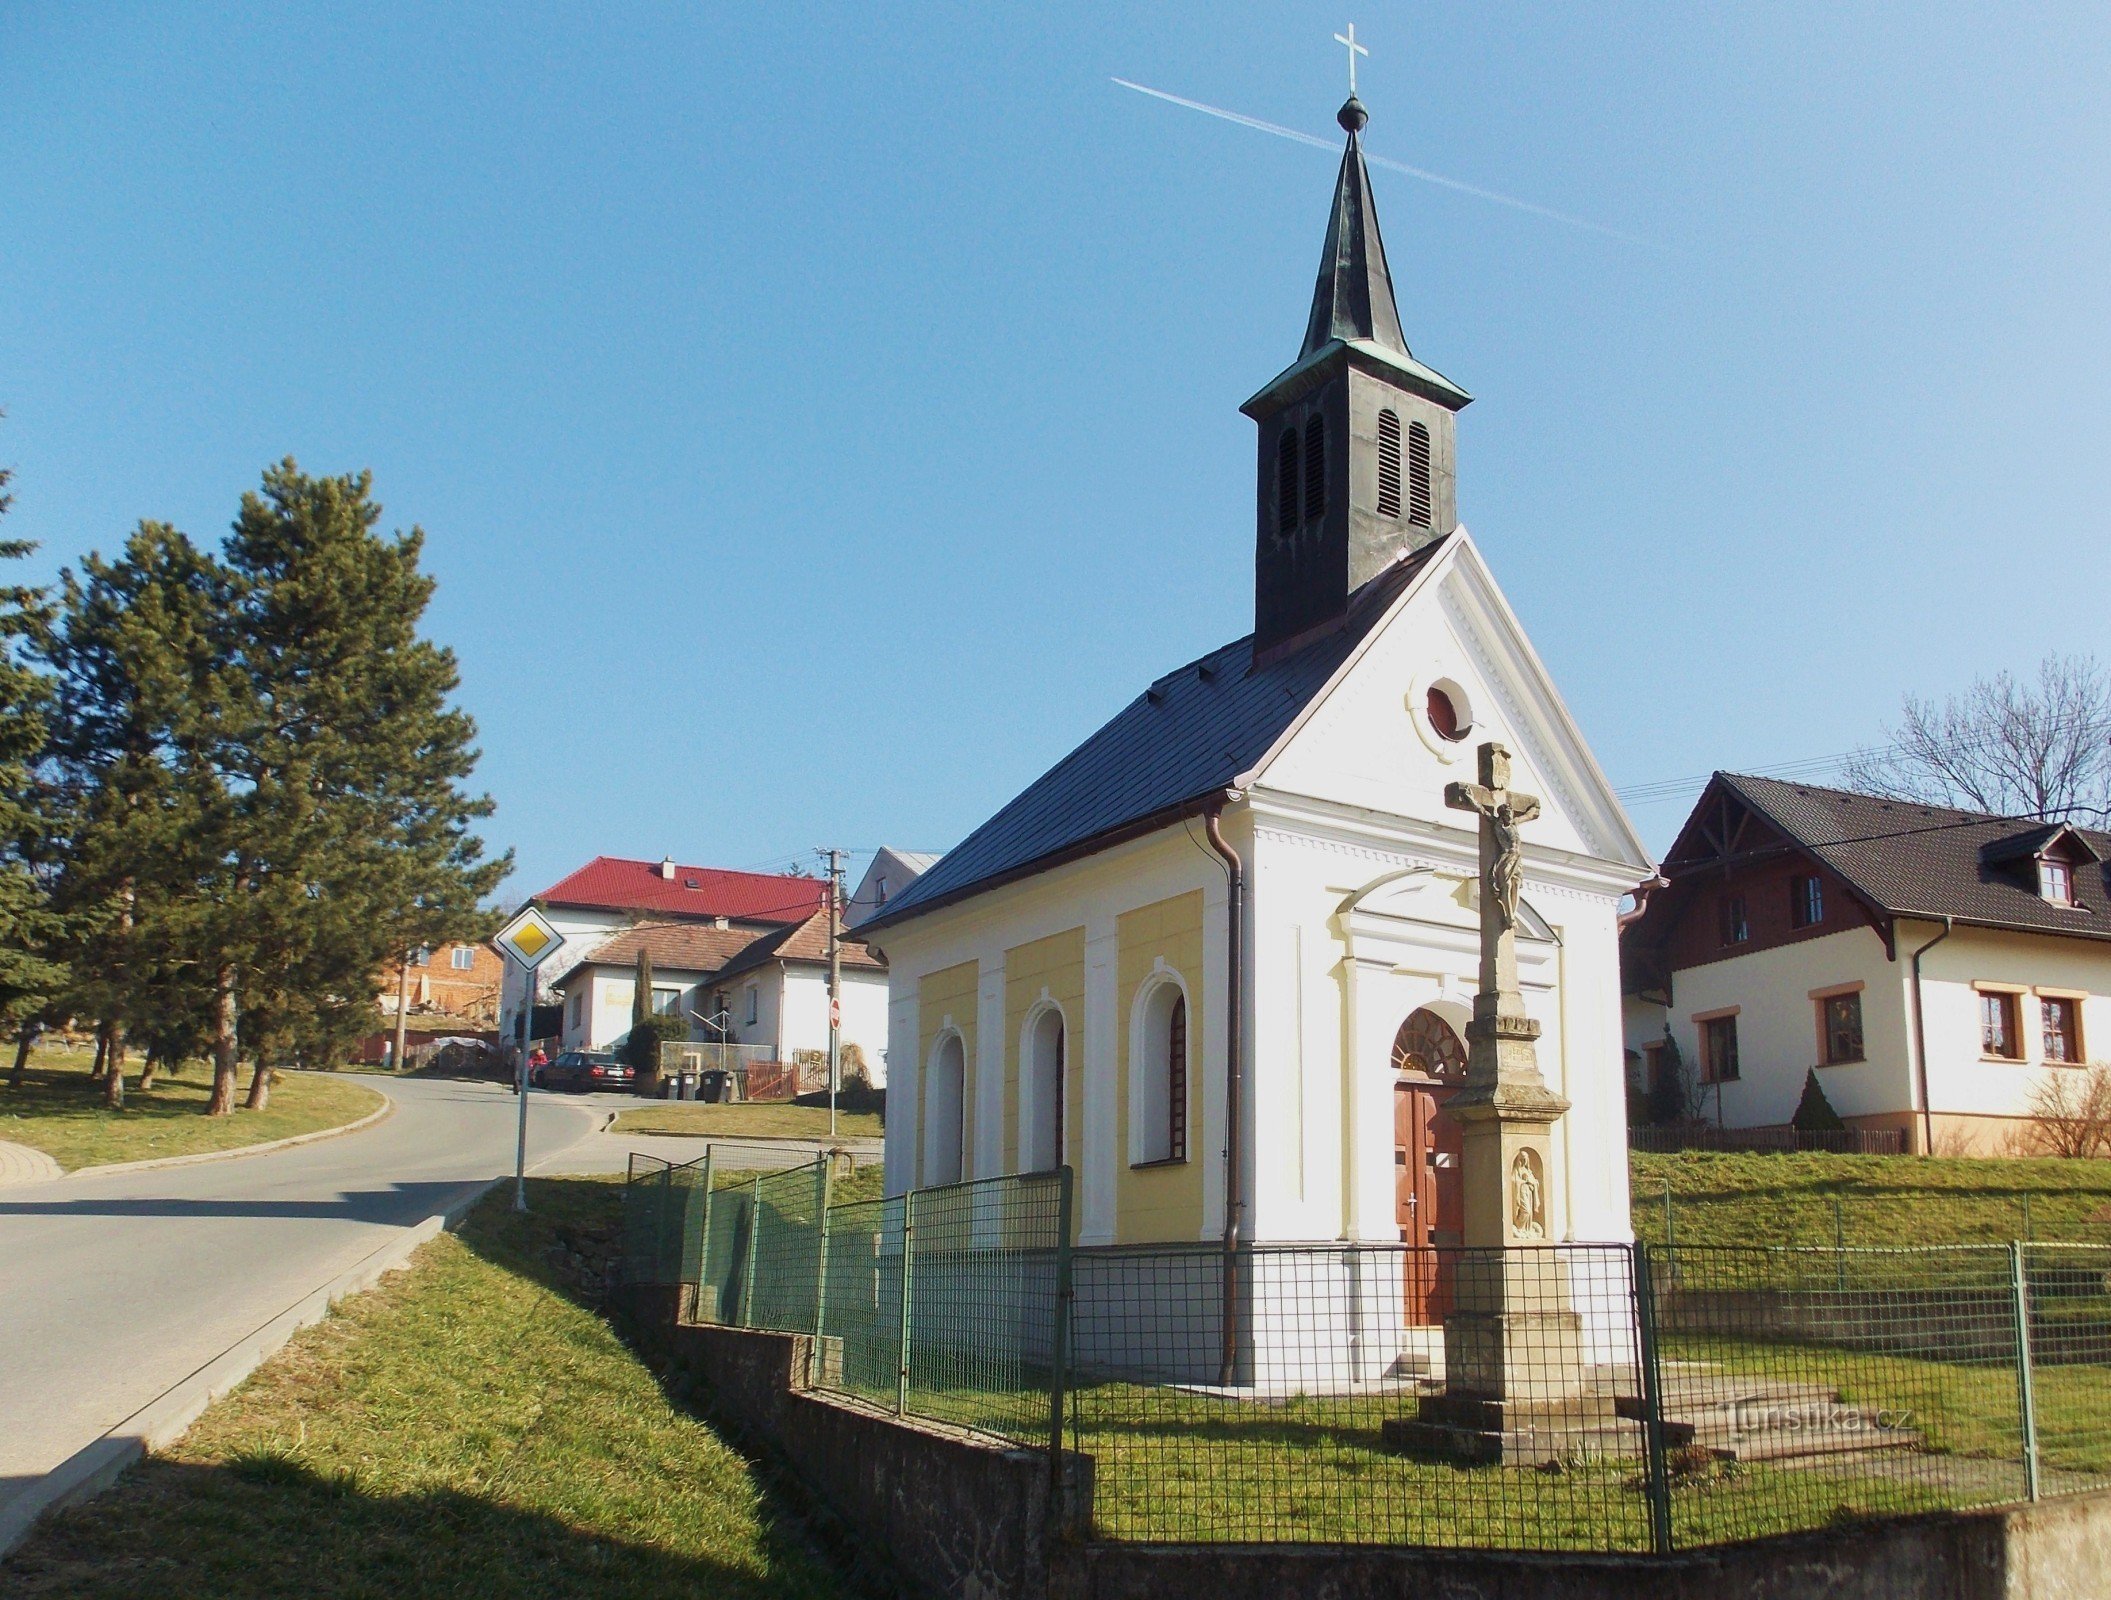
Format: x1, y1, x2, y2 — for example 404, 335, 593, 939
1425, 681, 1470, 742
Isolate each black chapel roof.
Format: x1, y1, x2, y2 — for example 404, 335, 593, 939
1702, 772, 2111, 942
861, 542, 1446, 934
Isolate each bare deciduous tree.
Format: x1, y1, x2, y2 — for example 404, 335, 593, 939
1843, 653, 2111, 825
2016, 1064, 2111, 1159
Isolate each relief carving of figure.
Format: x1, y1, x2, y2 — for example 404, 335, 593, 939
1510, 1149, 1546, 1240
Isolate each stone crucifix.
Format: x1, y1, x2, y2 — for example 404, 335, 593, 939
1444, 741, 1541, 1006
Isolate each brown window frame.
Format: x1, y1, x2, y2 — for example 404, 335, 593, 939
1819, 990, 1865, 1065
1790, 873, 1824, 930
2041, 858, 2074, 905
1980, 990, 2023, 1061
1700, 1014, 1741, 1083
2042, 995, 2084, 1065
1718, 893, 1749, 946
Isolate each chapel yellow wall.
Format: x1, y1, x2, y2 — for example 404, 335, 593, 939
1115, 890, 1206, 1244
1001, 928, 1087, 1174
917, 960, 979, 1187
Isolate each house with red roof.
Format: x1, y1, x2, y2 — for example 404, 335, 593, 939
499, 855, 830, 1044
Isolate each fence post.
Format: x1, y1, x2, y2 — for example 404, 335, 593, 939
656, 1166, 674, 1284
1631, 1244, 1675, 1557
2011, 1242, 2041, 1501
1833, 1198, 1847, 1294
810, 1154, 834, 1385
896, 1187, 916, 1415
696, 1146, 716, 1295
1046, 1165, 1076, 1508
740, 1173, 764, 1328
1662, 1181, 1676, 1284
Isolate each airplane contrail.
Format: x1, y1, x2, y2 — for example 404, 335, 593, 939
1111, 77, 1649, 247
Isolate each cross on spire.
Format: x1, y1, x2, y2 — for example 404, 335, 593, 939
1333, 24, 1369, 95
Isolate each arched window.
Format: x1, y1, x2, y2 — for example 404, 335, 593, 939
1407, 421, 1433, 527
1276, 429, 1300, 535
1135, 981, 1189, 1164
1376, 409, 1403, 518
923, 1033, 965, 1186
1392, 1008, 1467, 1081
1024, 1007, 1065, 1173
1302, 417, 1326, 524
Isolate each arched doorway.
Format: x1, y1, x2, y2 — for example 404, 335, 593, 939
1392, 1008, 1466, 1323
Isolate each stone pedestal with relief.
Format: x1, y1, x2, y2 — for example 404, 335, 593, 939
1382, 743, 1641, 1466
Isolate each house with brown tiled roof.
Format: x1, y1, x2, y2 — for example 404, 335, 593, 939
1622, 773, 2111, 1155
547, 912, 892, 1086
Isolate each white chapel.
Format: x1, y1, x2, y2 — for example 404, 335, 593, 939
857, 94, 1655, 1301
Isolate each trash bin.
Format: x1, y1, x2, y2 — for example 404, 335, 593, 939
679, 1070, 699, 1101
701, 1069, 728, 1103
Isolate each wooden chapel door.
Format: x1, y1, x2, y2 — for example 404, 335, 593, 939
1392, 1010, 1467, 1324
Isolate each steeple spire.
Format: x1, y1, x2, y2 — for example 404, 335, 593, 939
1242, 89, 1470, 659
1300, 96, 1409, 359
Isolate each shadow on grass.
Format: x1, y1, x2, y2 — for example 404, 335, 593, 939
449, 1177, 906, 1600
1, 1455, 822, 1600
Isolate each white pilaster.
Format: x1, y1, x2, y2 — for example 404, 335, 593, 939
1080, 918, 1120, 1245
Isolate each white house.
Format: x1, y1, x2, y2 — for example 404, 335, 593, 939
498, 856, 829, 1042
856, 97, 1652, 1381
1623, 773, 2111, 1156
701, 909, 892, 1087
549, 922, 762, 1053
845, 849, 942, 931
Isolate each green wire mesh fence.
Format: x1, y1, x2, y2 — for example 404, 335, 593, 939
620, 1161, 2111, 1556
624, 1154, 1072, 1447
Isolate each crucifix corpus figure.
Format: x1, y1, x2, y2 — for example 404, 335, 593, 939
1445, 742, 1541, 998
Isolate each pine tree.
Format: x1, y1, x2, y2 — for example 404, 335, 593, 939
0, 458, 64, 1089
210, 462, 506, 1110
39, 524, 227, 1109
633, 945, 654, 1030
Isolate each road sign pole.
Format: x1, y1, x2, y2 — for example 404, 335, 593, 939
514, 968, 533, 1212
492, 906, 567, 1217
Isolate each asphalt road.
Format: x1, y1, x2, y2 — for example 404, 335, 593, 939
0, 1074, 609, 1519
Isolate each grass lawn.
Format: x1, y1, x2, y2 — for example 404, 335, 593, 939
0, 1054, 384, 1173
1632, 1150, 2111, 1249
0, 1177, 860, 1600
612, 1103, 884, 1141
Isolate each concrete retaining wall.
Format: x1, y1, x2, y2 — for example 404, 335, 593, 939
625, 1288, 1087, 1600
1051, 1489, 2111, 1600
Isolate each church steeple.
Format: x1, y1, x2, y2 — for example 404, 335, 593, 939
1301, 97, 1408, 359
1244, 97, 1472, 660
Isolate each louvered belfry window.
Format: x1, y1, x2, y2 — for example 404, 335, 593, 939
1407, 420, 1433, 526
1302, 417, 1326, 524
1276, 429, 1300, 535
1376, 409, 1403, 518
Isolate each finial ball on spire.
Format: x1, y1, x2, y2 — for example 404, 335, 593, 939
1337, 94, 1368, 134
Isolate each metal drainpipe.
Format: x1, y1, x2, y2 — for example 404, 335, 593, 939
1909, 917, 1953, 1157
1203, 796, 1246, 1389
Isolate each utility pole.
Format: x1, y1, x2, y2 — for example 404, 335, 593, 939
391, 952, 413, 1073
822, 847, 845, 1139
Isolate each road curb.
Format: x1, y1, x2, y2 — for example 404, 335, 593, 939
0, 1173, 501, 1561
604, 1126, 884, 1147
56, 1080, 396, 1181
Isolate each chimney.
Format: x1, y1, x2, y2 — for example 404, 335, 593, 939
659, 856, 677, 881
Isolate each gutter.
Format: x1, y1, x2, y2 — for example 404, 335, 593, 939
1201, 795, 1247, 1389
1908, 917, 1953, 1157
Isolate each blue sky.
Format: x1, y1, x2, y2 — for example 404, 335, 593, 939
4, 3, 2108, 897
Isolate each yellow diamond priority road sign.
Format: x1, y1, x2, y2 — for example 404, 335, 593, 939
494, 905, 564, 970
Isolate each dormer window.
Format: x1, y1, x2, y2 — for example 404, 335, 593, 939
2041, 858, 2074, 904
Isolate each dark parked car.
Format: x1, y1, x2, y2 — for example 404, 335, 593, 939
534, 1051, 635, 1093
